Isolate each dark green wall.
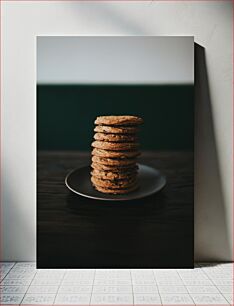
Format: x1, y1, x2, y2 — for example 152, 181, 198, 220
37, 85, 193, 151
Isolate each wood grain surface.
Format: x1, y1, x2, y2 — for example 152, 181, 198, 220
37, 151, 194, 268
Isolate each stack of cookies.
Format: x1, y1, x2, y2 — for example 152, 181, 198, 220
91, 115, 143, 194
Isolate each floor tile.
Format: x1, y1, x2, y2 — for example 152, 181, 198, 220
176, 269, 195, 272
95, 272, 130, 279
186, 285, 219, 293
133, 285, 158, 294
0, 285, 28, 294
4, 272, 35, 280
131, 272, 154, 278
63, 274, 93, 280
154, 269, 178, 273
0, 294, 24, 305
11, 267, 36, 273
178, 271, 206, 276
0, 279, 32, 286
94, 276, 131, 281
132, 276, 155, 281
179, 274, 209, 280
54, 294, 90, 305
95, 272, 131, 276
0, 262, 16, 269
62, 279, 93, 285
91, 294, 133, 305
0, 267, 14, 275
27, 285, 59, 294
131, 269, 153, 273
67, 271, 94, 276
160, 294, 194, 305
67, 268, 95, 273
94, 279, 132, 285
96, 269, 130, 274
223, 293, 233, 304
37, 270, 65, 275
35, 275, 64, 281
156, 279, 184, 285
155, 275, 181, 280
31, 278, 61, 286
0, 271, 9, 276
58, 285, 92, 294
14, 262, 36, 268
132, 279, 156, 285
216, 285, 233, 293
0, 272, 11, 280
190, 293, 229, 305
21, 293, 56, 305
0, 265, 12, 271
158, 285, 187, 294
181, 279, 213, 285
208, 274, 232, 280
92, 285, 132, 294
212, 279, 233, 285
133, 294, 161, 305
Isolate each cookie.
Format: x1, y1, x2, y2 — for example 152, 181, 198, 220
94, 125, 138, 134
91, 169, 137, 180
91, 162, 138, 172
92, 155, 136, 166
92, 148, 140, 159
91, 115, 143, 194
92, 141, 139, 151
94, 133, 137, 143
94, 184, 139, 194
95, 115, 143, 126
91, 176, 137, 189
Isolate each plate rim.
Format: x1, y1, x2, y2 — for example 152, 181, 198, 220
65, 163, 166, 201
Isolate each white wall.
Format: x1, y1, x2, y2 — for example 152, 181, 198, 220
2, 1, 232, 261
37, 36, 193, 84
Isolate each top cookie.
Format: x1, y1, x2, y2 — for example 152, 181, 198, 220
95, 115, 143, 126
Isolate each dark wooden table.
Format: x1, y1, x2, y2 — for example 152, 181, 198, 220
37, 151, 194, 268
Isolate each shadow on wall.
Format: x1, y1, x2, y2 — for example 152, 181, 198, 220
194, 43, 231, 261
2, 163, 36, 261
68, 3, 148, 35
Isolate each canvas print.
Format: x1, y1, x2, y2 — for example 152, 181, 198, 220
37, 36, 194, 268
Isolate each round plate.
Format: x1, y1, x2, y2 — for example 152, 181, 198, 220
65, 164, 166, 201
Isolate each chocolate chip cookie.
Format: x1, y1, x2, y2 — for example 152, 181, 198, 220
95, 115, 143, 126
92, 148, 140, 159
91, 169, 137, 180
91, 115, 143, 194
91, 176, 137, 189
92, 156, 137, 166
94, 184, 139, 194
92, 141, 139, 151
94, 133, 137, 143
94, 125, 138, 134
91, 162, 138, 172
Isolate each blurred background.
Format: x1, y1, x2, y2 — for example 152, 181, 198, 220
37, 37, 194, 151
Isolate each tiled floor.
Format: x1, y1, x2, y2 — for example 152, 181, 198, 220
0, 262, 232, 305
